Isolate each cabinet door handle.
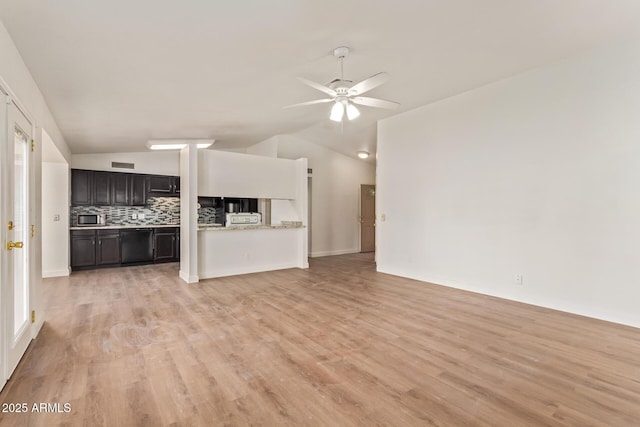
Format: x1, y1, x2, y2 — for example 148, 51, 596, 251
92, 239, 95, 245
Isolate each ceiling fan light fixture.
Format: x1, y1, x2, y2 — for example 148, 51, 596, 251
346, 103, 360, 120
330, 101, 345, 122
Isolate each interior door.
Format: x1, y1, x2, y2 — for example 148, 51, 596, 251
360, 184, 376, 253
2, 98, 33, 381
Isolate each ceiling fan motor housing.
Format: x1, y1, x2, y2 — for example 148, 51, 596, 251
334, 46, 349, 58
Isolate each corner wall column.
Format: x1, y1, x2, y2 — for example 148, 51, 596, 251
179, 144, 199, 283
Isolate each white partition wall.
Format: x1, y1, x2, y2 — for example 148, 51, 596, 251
197, 151, 308, 279
198, 150, 297, 199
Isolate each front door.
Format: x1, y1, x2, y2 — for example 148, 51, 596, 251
360, 184, 375, 253
1, 97, 33, 384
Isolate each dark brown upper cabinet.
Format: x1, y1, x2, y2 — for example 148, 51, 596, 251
148, 175, 179, 197
71, 169, 177, 206
130, 174, 148, 206
71, 169, 93, 206
92, 172, 112, 206
111, 173, 129, 206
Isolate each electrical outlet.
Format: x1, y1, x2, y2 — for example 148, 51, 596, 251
139, 213, 145, 220
132, 213, 138, 220
514, 274, 524, 285
381, 214, 386, 221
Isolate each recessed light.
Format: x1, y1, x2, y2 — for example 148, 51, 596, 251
357, 151, 370, 159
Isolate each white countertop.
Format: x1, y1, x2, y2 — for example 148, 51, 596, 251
69, 224, 180, 230
198, 224, 304, 231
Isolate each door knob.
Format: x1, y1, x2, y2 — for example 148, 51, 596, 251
7, 241, 24, 251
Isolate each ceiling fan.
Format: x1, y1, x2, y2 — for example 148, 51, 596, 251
285, 46, 399, 122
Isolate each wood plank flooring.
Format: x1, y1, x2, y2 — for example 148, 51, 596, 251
1, 253, 639, 426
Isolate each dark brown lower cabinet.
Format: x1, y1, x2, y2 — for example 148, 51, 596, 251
97, 230, 121, 265
70, 230, 96, 268
154, 228, 178, 262
71, 227, 179, 270
71, 229, 121, 270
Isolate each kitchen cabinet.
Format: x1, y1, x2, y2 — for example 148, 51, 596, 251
71, 169, 175, 206
93, 171, 112, 205
198, 196, 222, 208
71, 169, 92, 206
70, 230, 96, 267
174, 176, 180, 195
111, 173, 129, 206
112, 173, 147, 206
154, 227, 178, 262
148, 175, 179, 197
97, 230, 121, 265
130, 174, 148, 206
71, 229, 121, 269
71, 226, 180, 270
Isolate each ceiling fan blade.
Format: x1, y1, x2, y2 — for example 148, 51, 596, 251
284, 98, 333, 109
349, 72, 390, 96
298, 77, 337, 96
352, 96, 400, 109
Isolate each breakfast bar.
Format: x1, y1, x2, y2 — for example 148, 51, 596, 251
197, 224, 307, 279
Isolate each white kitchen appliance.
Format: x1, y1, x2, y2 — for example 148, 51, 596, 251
225, 212, 262, 226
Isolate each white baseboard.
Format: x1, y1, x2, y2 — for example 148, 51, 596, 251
179, 270, 199, 284
42, 268, 70, 278
199, 262, 299, 280
32, 318, 45, 338
376, 265, 640, 329
309, 248, 360, 258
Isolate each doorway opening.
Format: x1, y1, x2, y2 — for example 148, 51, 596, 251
360, 184, 375, 253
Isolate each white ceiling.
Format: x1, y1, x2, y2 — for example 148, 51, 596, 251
2, 0, 640, 160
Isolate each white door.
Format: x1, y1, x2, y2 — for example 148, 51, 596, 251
1, 97, 33, 382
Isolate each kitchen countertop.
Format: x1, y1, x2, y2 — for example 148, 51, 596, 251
198, 224, 304, 231
70, 224, 181, 230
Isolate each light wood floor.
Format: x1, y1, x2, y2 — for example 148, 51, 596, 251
1, 253, 639, 426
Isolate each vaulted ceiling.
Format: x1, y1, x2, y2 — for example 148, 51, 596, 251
2, 0, 640, 160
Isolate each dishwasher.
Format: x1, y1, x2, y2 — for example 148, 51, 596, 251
120, 228, 154, 264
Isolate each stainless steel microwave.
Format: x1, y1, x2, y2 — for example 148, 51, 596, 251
77, 214, 106, 226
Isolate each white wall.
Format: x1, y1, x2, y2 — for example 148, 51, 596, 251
198, 150, 297, 199
1, 20, 71, 337
71, 151, 179, 175
250, 134, 376, 257
377, 35, 640, 328
245, 137, 278, 157
41, 162, 69, 277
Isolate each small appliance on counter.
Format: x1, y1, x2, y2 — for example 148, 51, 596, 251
225, 212, 262, 227
76, 213, 106, 227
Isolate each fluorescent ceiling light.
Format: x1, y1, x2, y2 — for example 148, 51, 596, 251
149, 143, 187, 150
330, 102, 344, 122
346, 103, 360, 120
147, 139, 215, 150
357, 151, 369, 159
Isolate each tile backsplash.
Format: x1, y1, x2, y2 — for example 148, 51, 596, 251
70, 197, 220, 226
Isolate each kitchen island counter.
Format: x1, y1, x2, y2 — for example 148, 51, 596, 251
197, 224, 304, 231
198, 225, 307, 279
